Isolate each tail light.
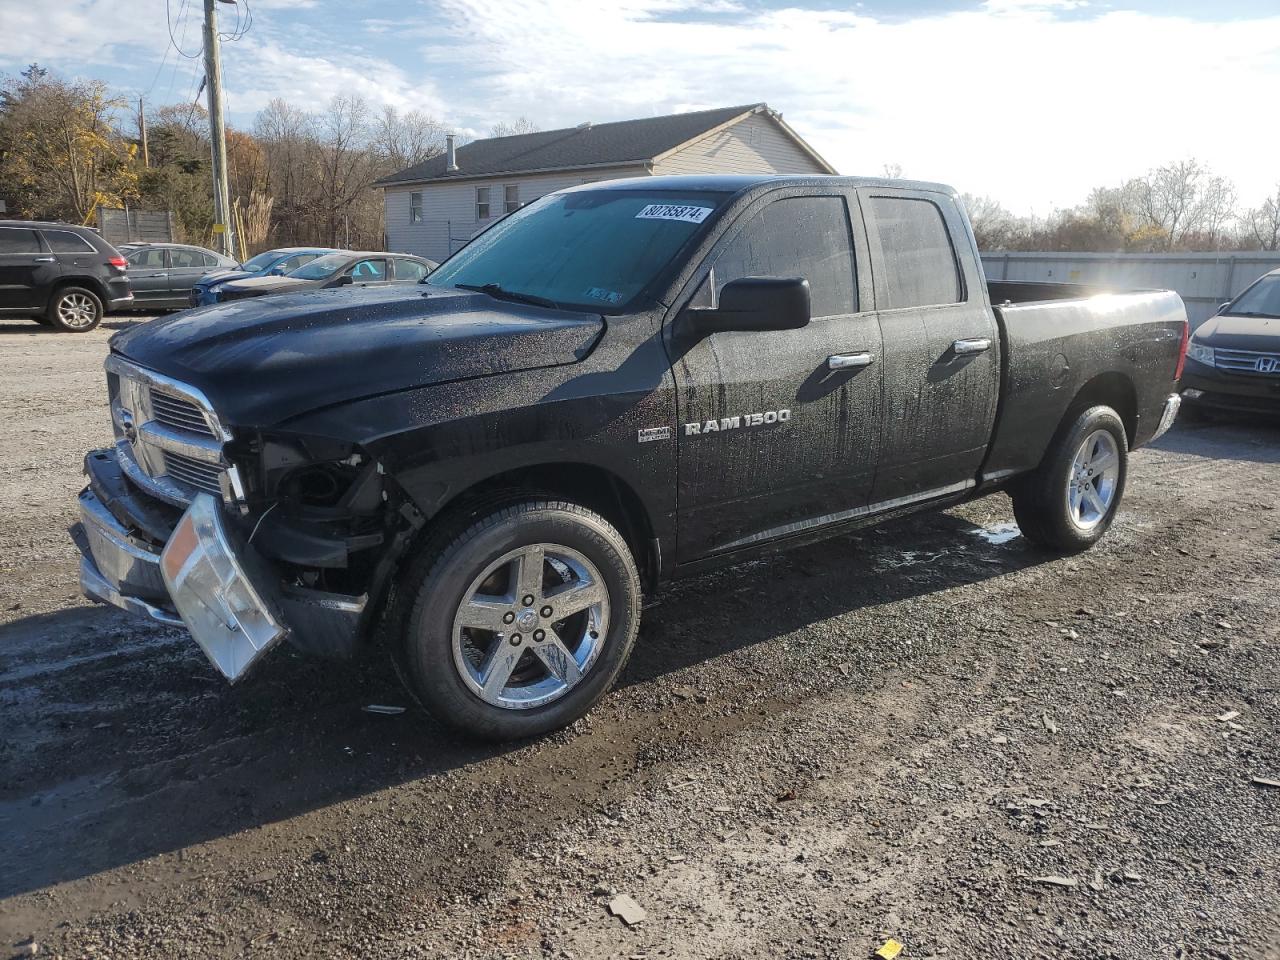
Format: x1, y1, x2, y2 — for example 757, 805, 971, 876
1174, 319, 1189, 381
108, 256, 128, 269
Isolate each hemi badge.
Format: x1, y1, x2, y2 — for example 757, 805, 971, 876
638, 426, 671, 443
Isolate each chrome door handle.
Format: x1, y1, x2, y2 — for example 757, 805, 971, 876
828, 352, 875, 370
34, 256, 55, 262
953, 337, 992, 355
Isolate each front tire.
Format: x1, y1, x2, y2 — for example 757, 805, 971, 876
398, 499, 641, 741
1010, 405, 1128, 552
47, 286, 103, 332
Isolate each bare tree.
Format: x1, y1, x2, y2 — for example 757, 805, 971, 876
881, 162, 903, 180
1129, 159, 1239, 250
960, 193, 1024, 250
313, 96, 379, 247
490, 116, 539, 138
1244, 185, 1280, 250
374, 105, 447, 171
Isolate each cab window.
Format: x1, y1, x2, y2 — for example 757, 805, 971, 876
696, 195, 857, 319
864, 196, 963, 309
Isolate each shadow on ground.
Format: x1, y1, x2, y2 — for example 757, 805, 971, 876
0, 506, 1048, 899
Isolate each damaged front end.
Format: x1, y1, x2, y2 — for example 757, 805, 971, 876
72, 356, 413, 682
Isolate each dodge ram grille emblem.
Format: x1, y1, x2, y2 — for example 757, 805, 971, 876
1257, 357, 1279, 374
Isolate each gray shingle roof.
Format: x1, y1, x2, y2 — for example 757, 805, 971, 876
376, 103, 768, 187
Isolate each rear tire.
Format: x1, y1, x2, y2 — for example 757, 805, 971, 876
1009, 405, 1128, 553
396, 499, 642, 741
47, 286, 103, 332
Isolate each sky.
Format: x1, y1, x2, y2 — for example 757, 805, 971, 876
1, 0, 1277, 215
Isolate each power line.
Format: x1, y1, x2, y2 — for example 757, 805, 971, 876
166, 0, 204, 59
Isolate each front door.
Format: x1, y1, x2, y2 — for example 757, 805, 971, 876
0, 225, 55, 310
859, 190, 1000, 503
669, 191, 883, 561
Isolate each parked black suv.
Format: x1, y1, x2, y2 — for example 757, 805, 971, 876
0, 220, 133, 332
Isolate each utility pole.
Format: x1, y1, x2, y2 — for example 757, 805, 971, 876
138, 98, 149, 168
202, 0, 235, 257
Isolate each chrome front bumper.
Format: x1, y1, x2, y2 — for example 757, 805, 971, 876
74, 484, 288, 681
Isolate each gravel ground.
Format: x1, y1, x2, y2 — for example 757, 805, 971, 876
1, 317, 1279, 960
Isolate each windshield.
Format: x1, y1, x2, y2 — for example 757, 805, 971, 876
287, 253, 348, 281
1226, 275, 1280, 318
428, 189, 729, 311
241, 251, 284, 272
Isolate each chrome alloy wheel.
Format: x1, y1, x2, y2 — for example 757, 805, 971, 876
451, 543, 610, 710
57, 292, 98, 329
1067, 429, 1120, 530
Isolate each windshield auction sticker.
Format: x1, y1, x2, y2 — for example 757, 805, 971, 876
635, 203, 713, 224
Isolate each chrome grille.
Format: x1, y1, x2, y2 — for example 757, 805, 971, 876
164, 451, 224, 495
150, 391, 215, 437
105, 355, 230, 506
1215, 347, 1280, 376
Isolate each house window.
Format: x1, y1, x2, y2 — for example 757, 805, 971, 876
504, 184, 520, 214
409, 191, 423, 223
475, 187, 491, 220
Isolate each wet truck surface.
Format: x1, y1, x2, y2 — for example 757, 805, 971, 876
71, 174, 1189, 741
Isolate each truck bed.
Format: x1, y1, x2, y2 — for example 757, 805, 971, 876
981, 284, 1187, 484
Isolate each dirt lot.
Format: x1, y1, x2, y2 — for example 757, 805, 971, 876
1, 317, 1278, 960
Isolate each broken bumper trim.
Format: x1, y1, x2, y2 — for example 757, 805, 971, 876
1152, 392, 1181, 441
73, 445, 373, 678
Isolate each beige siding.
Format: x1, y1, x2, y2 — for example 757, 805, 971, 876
384, 164, 650, 262
653, 113, 827, 177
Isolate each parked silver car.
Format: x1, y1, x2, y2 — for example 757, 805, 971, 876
119, 243, 239, 310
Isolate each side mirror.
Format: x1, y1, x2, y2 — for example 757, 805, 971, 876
268, 266, 286, 276
335, 274, 354, 286
685, 277, 811, 335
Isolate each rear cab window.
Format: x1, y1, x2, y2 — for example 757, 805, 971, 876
863, 195, 964, 309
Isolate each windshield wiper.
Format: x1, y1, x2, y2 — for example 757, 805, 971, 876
454, 282, 561, 310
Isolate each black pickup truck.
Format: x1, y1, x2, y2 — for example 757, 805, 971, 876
71, 175, 1188, 740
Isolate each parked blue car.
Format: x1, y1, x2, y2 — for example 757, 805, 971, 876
189, 246, 339, 306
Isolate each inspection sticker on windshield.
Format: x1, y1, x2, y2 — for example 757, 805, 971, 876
635, 203, 713, 224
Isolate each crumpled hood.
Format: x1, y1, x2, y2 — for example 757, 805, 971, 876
197, 268, 247, 286
110, 285, 604, 427
1194, 312, 1280, 350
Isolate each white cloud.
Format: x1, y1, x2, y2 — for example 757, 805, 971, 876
422, 0, 1280, 213
4, 0, 1277, 213
222, 38, 444, 117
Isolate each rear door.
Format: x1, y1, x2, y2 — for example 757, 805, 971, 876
670, 190, 883, 561
125, 248, 169, 304
166, 248, 214, 302
858, 189, 999, 502
0, 226, 56, 310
